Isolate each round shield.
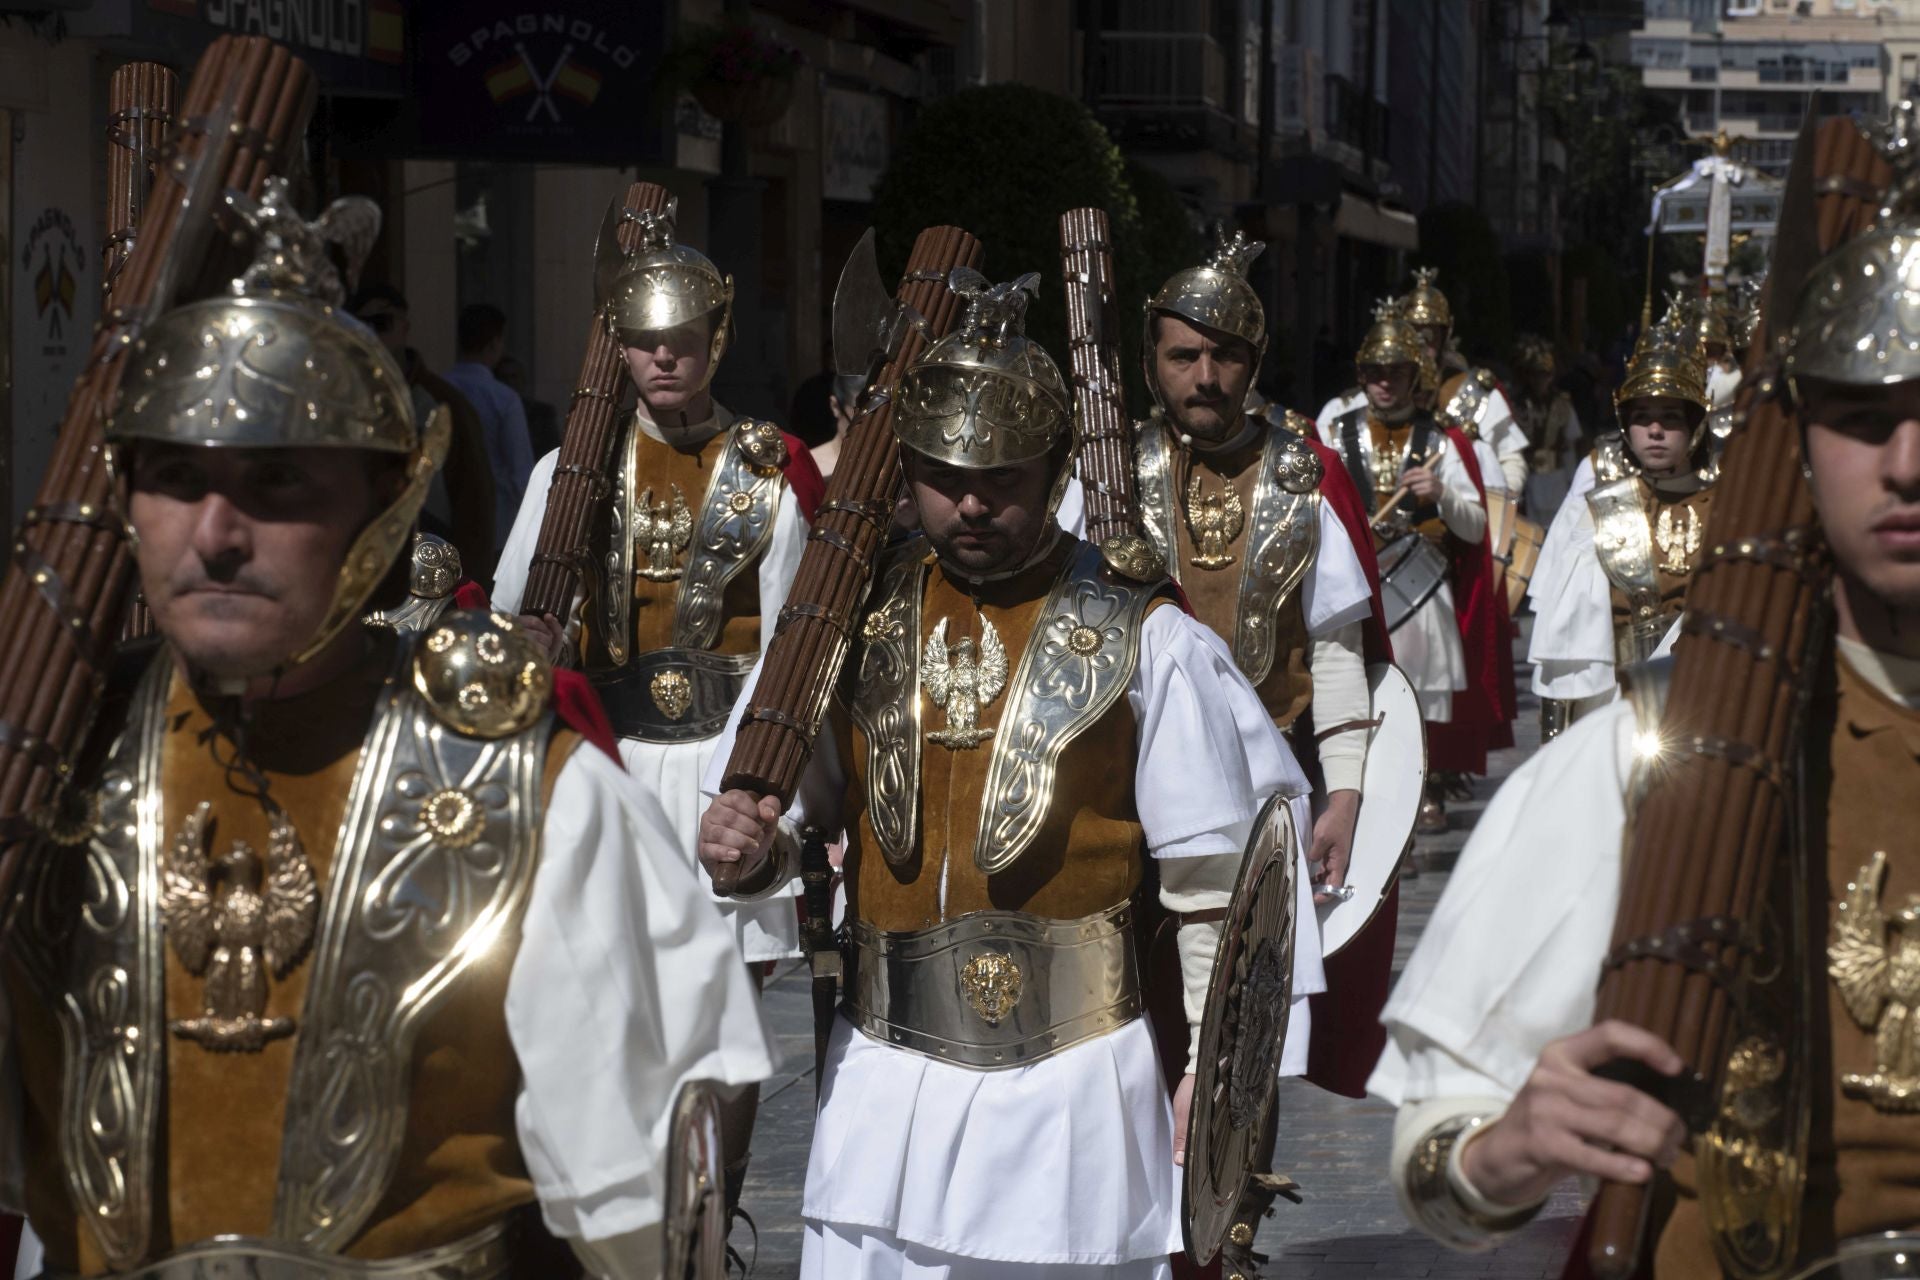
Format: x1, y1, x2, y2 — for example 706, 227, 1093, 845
1377, 534, 1448, 633
1183, 790, 1298, 1264
660, 1081, 729, 1280
1316, 663, 1425, 957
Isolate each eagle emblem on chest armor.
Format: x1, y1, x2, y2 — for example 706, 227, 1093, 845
160, 801, 319, 1052
635, 483, 694, 581
922, 614, 1008, 750
1185, 473, 1245, 570
1831, 851, 1920, 1111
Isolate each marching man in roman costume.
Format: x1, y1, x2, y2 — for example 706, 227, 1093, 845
1508, 333, 1583, 527
1124, 231, 1402, 1272
0, 183, 774, 1277
1526, 296, 1717, 740
1370, 105, 1920, 1276
492, 201, 819, 1215
1315, 307, 1494, 834
698, 271, 1313, 1279
1398, 268, 1530, 501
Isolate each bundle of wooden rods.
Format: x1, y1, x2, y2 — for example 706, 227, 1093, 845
516, 182, 674, 624
1059, 207, 1138, 546
719, 225, 983, 828
0, 36, 315, 915
107, 61, 179, 641
103, 62, 177, 299
1584, 115, 1886, 1277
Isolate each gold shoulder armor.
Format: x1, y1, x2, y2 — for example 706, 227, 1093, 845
1274, 430, 1323, 494
1592, 432, 1632, 483
413, 610, 554, 739
736, 419, 789, 473
1099, 533, 1166, 583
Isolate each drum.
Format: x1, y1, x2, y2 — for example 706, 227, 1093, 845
1502, 514, 1546, 613
1376, 533, 1448, 633
1316, 663, 1425, 957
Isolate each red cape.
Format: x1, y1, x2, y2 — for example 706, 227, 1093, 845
1424, 428, 1511, 776
779, 430, 826, 525
1295, 443, 1400, 1099
452, 581, 620, 761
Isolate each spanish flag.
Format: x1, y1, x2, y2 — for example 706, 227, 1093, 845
486, 58, 533, 103
368, 0, 404, 64
556, 62, 602, 106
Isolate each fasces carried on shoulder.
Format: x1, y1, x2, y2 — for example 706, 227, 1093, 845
412, 610, 554, 739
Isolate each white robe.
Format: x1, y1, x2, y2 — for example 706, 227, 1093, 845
1312, 404, 1485, 721
0, 741, 780, 1279
493, 406, 809, 961
1524, 466, 1619, 702
704, 595, 1321, 1276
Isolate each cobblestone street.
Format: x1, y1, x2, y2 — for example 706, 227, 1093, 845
735, 643, 1583, 1278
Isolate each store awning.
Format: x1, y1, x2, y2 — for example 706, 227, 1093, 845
1334, 194, 1419, 251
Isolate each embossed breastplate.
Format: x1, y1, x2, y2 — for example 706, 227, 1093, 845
847, 539, 1166, 875
599, 413, 786, 664
1135, 417, 1322, 685
9, 633, 553, 1265
1586, 435, 1662, 665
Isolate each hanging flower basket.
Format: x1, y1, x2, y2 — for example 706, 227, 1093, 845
663, 20, 803, 128
693, 75, 795, 128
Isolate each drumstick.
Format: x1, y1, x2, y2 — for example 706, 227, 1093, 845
1371, 485, 1410, 526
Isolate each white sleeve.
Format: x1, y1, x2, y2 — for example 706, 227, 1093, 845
1303, 499, 1373, 635
491, 447, 561, 615
509, 744, 779, 1248
1367, 702, 1632, 1109
756, 487, 808, 653
1129, 606, 1311, 860
1309, 620, 1369, 793
1433, 440, 1488, 543
1479, 387, 1529, 496
1055, 475, 1088, 538
1525, 493, 1618, 700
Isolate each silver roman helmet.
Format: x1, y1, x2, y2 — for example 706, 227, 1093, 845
1785, 99, 1920, 394
595, 198, 733, 394
1142, 226, 1266, 410
107, 177, 449, 669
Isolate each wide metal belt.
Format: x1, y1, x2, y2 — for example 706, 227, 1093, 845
846, 903, 1140, 1069
36, 1216, 516, 1280
590, 647, 754, 743
1615, 609, 1671, 670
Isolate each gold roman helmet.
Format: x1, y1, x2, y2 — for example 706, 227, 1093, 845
107, 177, 448, 670
1356, 298, 1425, 372
595, 197, 733, 393
1512, 333, 1556, 378
1399, 265, 1453, 334
894, 268, 1071, 470
1615, 290, 1710, 422
1141, 226, 1266, 409
1785, 100, 1920, 393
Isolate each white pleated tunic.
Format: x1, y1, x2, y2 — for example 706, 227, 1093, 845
704, 596, 1321, 1276
0, 743, 780, 1278
493, 409, 809, 961
1524, 456, 1618, 702
1312, 405, 1484, 721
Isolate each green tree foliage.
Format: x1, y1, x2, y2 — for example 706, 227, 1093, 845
872, 84, 1200, 393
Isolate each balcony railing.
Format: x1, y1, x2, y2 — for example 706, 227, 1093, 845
1095, 31, 1227, 110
